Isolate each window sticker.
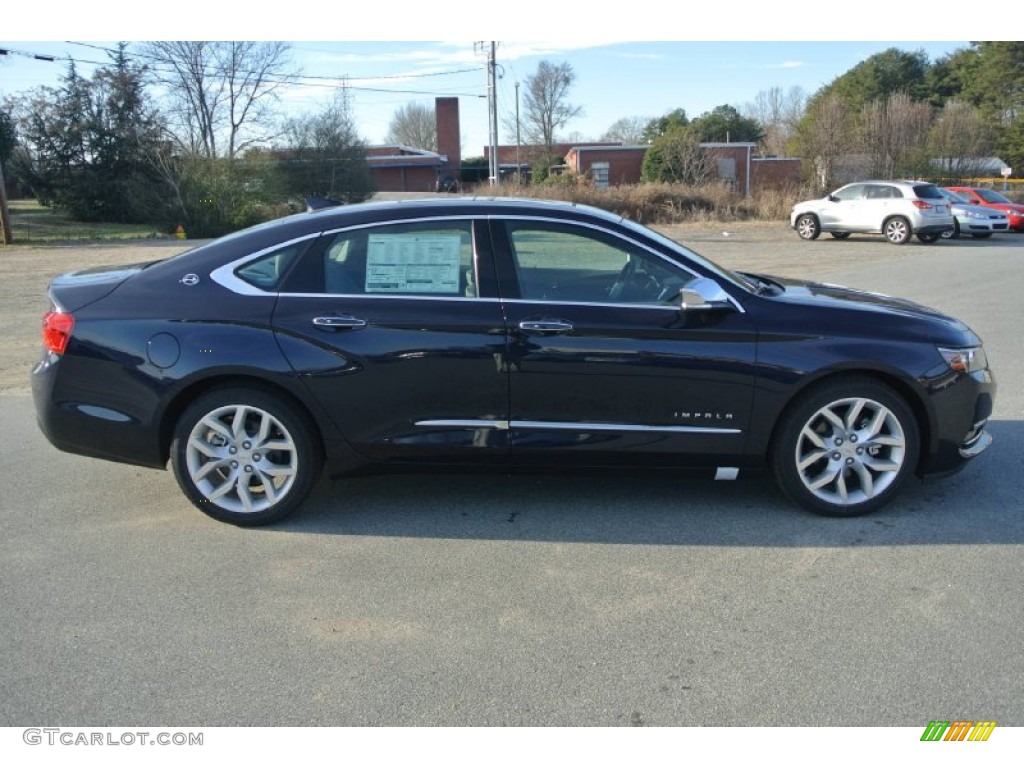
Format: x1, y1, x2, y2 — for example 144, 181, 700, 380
365, 234, 462, 294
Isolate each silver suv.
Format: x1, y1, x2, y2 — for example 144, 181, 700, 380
791, 181, 955, 245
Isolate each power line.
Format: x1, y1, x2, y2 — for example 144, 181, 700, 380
2, 45, 485, 99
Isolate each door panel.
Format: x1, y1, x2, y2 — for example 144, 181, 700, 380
493, 220, 758, 466
271, 219, 510, 461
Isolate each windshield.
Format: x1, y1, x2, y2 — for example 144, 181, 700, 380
939, 188, 967, 204
976, 189, 1012, 204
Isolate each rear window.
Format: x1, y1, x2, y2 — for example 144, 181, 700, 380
913, 184, 944, 200
236, 244, 305, 290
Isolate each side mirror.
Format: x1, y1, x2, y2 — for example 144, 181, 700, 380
827, 194, 839, 203
680, 277, 733, 311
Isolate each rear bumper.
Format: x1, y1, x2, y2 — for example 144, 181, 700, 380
915, 222, 955, 235
32, 352, 166, 469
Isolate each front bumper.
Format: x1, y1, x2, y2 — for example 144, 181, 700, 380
918, 365, 996, 478
959, 429, 993, 459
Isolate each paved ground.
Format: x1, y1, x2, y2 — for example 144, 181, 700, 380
1, 223, 1022, 726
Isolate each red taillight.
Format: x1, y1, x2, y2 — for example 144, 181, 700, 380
42, 311, 74, 355
912, 200, 932, 210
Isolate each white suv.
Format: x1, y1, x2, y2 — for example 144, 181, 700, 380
791, 181, 955, 245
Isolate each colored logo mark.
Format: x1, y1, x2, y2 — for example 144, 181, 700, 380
920, 720, 996, 741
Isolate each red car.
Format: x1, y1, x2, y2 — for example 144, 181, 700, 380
945, 186, 1024, 231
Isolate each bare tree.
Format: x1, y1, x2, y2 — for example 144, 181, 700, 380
928, 99, 997, 180
798, 93, 849, 191
600, 116, 651, 145
521, 60, 583, 153
280, 89, 373, 203
859, 92, 933, 178
744, 86, 806, 156
385, 102, 437, 151
143, 41, 295, 159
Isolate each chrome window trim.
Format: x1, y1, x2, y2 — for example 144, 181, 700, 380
210, 233, 321, 296
415, 418, 741, 436
274, 292, 503, 303
502, 298, 682, 312
207, 212, 744, 315
317, 213, 491, 238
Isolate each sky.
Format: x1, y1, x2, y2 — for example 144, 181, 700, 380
2, 3, 986, 159
1, 40, 973, 157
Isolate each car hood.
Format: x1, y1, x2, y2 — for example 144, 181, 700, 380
951, 201, 1006, 217
756, 274, 973, 337
48, 262, 154, 312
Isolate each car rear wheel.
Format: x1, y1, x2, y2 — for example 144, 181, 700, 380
830, 231, 851, 240
941, 221, 960, 239
916, 232, 941, 243
171, 387, 322, 526
771, 378, 920, 517
883, 217, 911, 245
795, 214, 821, 240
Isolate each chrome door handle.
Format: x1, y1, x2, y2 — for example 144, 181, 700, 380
312, 316, 367, 330
518, 320, 573, 333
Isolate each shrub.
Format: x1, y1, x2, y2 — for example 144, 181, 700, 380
479, 181, 802, 224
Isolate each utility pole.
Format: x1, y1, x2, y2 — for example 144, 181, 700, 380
515, 81, 521, 186
0, 159, 12, 245
475, 41, 500, 187
487, 42, 499, 187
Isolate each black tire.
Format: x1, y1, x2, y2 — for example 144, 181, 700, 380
883, 216, 912, 245
941, 221, 960, 239
916, 232, 941, 243
971, 232, 992, 239
170, 387, 322, 526
771, 377, 920, 517
830, 231, 851, 240
795, 213, 821, 240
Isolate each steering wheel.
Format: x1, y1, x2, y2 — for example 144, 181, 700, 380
608, 259, 638, 301
610, 259, 664, 303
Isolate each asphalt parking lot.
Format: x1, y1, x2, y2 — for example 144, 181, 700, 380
1, 223, 1022, 726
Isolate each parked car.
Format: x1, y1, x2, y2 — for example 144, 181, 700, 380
791, 181, 955, 244
934, 187, 1009, 239
435, 175, 460, 193
33, 198, 995, 526
944, 186, 1024, 232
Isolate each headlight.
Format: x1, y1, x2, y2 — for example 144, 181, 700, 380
965, 210, 987, 219
938, 346, 987, 373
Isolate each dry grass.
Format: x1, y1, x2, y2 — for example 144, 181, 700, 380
3, 200, 166, 243
472, 180, 802, 225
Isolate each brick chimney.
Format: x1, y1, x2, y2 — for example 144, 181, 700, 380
435, 97, 461, 178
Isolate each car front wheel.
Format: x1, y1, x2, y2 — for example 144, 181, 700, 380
795, 214, 821, 240
916, 232, 941, 243
170, 387, 322, 526
883, 217, 911, 244
771, 378, 920, 517
941, 221, 960, 239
